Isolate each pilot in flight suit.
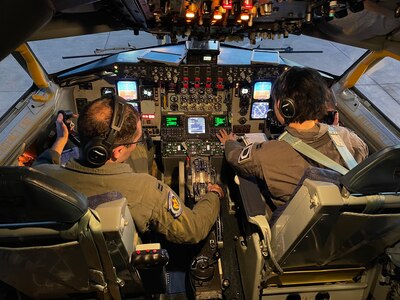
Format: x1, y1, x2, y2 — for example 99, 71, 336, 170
217, 66, 368, 206
34, 96, 223, 244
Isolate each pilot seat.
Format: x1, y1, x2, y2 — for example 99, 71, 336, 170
235, 144, 400, 300
0, 166, 168, 299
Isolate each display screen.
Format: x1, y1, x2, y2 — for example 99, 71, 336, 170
213, 116, 227, 127
250, 101, 269, 119
116, 81, 138, 100
253, 81, 272, 100
187, 117, 206, 134
164, 116, 181, 127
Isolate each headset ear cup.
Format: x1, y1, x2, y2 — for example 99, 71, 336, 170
279, 98, 296, 120
83, 138, 111, 167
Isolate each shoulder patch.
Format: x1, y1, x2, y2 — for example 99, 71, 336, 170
168, 191, 183, 218
238, 144, 253, 164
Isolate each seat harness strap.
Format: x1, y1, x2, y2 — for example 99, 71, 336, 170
327, 126, 358, 169
278, 126, 357, 175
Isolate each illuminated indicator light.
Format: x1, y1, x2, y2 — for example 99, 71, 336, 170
222, 0, 232, 9
136, 250, 141, 255
186, 9, 195, 18
114, 65, 118, 69
243, 0, 252, 9
213, 9, 222, 20
146, 249, 150, 253
186, 3, 197, 18
153, 249, 157, 253
240, 12, 250, 20
142, 114, 155, 119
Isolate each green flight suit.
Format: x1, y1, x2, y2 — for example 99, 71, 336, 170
34, 150, 220, 244
225, 123, 368, 203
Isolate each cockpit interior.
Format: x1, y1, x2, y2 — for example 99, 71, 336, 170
1, 0, 400, 299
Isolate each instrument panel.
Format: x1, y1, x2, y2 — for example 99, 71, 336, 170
71, 59, 288, 157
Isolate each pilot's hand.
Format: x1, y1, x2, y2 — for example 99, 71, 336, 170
216, 129, 235, 146
55, 113, 69, 140
51, 113, 70, 155
207, 183, 224, 199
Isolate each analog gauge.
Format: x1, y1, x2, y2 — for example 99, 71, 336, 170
189, 95, 198, 103
189, 87, 196, 94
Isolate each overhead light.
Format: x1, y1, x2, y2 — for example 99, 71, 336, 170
240, 11, 250, 20
213, 7, 223, 20
186, 3, 197, 18
186, 10, 195, 18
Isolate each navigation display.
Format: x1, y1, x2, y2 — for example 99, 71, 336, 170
187, 117, 206, 134
253, 81, 272, 100
213, 116, 227, 127
164, 115, 181, 127
250, 102, 269, 119
116, 81, 138, 100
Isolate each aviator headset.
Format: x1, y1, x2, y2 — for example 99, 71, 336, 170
278, 97, 296, 124
82, 94, 127, 167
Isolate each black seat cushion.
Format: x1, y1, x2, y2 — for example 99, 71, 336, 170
341, 145, 400, 195
0, 167, 88, 227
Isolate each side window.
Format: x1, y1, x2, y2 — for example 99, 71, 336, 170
355, 57, 400, 129
0, 54, 32, 119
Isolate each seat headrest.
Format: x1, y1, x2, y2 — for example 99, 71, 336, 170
0, 167, 88, 227
341, 145, 400, 195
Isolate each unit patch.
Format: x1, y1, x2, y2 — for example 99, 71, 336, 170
168, 191, 182, 218
238, 144, 252, 164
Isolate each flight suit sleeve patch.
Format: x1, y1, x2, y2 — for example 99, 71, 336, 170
238, 144, 252, 164
168, 191, 182, 218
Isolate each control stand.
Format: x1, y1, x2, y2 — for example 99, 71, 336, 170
185, 156, 223, 299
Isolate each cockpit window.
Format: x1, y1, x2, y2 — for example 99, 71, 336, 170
28, 30, 367, 77
28, 30, 160, 75
0, 55, 32, 119
356, 56, 400, 129
225, 34, 367, 76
